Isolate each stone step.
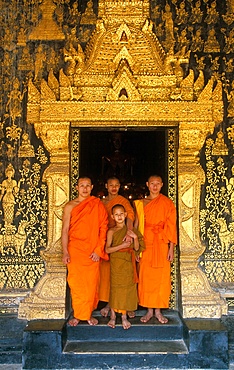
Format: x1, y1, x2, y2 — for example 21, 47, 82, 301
63, 310, 189, 355
64, 339, 188, 354
0, 350, 22, 365
22, 310, 229, 369
65, 310, 186, 343
0, 314, 27, 365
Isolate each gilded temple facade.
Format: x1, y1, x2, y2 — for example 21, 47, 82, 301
1, 0, 234, 320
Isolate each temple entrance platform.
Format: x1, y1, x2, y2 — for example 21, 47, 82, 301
16, 309, 231, 369
1, 310, 234, 369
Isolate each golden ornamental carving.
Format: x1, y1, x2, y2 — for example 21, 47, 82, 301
162, 3, 175, 52
18, 273, 67, 320
180, 69, 194, 101
194, 71, 205, 99
0, 152, 48, 298
223, 0, 234, 25
178, 167, 227, 317
48, 70, 60, 100
0, 164, 19, 227
98, 0, 149, 25
19, 168, 69, 320
199, 136, 234, 304
29, 0, 65, 41
28, 79, 41, 104
226, 80, 234, 117
197, 76, 214, 101
80, 0, 97, 25
106, 63, 141, 101
175, 0, 188, 26
33, 121, 70, 162
227, 124, 234, 147
204, 0, 219, 25
28, 101, 218, 124
203, 27, 220, 53
41, 79, 57, 101
18, 132, 35, 158
115, 23, 133, 43
212, 130, 228, 156
5, 78, 26, 124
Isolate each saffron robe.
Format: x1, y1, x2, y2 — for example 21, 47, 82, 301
67, 196, 108, 320
109, 225, 145, 311
99, 195, 135, 302
134, 194, 177, 308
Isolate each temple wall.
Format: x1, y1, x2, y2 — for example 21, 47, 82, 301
0, 0, 234, 318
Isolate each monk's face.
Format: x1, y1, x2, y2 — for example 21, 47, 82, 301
146, 176, 163, 196
106, 179, 120, 196
76, 178, 93, 198
111, 206, 127, 224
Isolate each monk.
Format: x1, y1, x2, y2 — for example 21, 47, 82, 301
99, 176, 135, 317
134, 175, 177, 324
62, 176, 108, 326
105, 204, 145, 329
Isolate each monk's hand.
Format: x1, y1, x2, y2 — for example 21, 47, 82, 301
123, 232, 133, 243
62, 252, 70, 265
122, 240, 131, 248
135, 255, 140, 262
90, 252, 100, 262
126, 229, 137, 240
167, 244, 174, 262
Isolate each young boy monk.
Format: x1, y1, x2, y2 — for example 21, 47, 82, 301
99, 177, 135, 317
105, 204, 145, 330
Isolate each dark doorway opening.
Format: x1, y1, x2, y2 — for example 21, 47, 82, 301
71, 126, 178, 309
79, 129, 168, 199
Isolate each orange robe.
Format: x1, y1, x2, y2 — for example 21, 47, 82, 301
99, 195, 135, 302
67, 196, 108, 320
134, 194, 177, 308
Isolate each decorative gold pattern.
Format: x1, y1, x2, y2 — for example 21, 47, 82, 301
80, 0, 97, 25
0, 153, 48, 310
179, 162, 227, 318
167, 128, 178, 309
71, 129, 80, 199
227, 124, 234, 147
18, 168, 69, 319
5, 79, 26, 124
29, 0, 65, 41
199, 137, 234, 301
212, 131, 228, 156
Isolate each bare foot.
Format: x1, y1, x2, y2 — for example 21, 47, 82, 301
108, 318, 116, 328
140, 309, 153, 323
68, 317, 80, 326
127, 311, 136, 318
122, 315, 131, 330
108, 308, 116, 328
155, 309, 168, 324
100, 304, 110, 317
87, 316, 98, 326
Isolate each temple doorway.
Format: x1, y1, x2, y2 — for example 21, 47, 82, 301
81, 129, 166, 196
71, 126, 179, 309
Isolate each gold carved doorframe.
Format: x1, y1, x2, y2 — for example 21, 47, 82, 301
71, 126, 178, 309
19, 97, 228, 319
